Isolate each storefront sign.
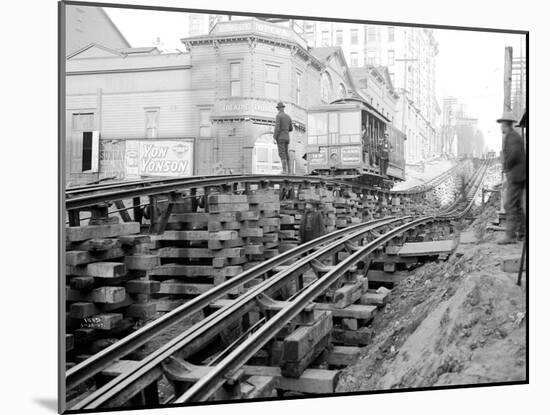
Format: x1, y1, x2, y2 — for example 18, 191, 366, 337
214, 98, 306, 124
125, 139, 194, 178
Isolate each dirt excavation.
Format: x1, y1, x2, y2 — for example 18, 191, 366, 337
337, 201, 527, 392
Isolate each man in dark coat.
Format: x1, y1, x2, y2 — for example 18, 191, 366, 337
274, 102, 293, 174
378, 133, 392, 176
299, 202, 326, 243
497, 112, 526, 244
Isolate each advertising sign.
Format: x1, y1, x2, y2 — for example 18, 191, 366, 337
99, 140, 125, 179
340, 146, 362, 164
125, 139, 194, 178
308, 147, 328, 165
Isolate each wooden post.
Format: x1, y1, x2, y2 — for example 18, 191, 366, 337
501, 47, 513, 214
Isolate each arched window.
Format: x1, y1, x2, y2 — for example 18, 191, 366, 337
320, 72, 333, 103
338, 83, 347, 99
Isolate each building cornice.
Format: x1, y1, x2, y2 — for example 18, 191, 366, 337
182, 33, 324, 71
66, 65, 192, 76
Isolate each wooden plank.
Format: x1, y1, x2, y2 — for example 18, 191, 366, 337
69, 238, 121, 252
125, 279, 161, 294
156, 247, 244, 259
398, 240, 457, 256
207, 194, 248, 204
333, 282, 362, 309
124, 254, 160, 270
158, 280, 214, 295
314, 303, 377, 320
66, 222, 140, 242
366, 270, 407, 284
70, 302, 98, 319
124, 303, 157, 319
150, 264, 242, 278
86, 262, 127, 278
281, 334, 330, 378
208, 203, 250, 213
331, 326, 372, 346
282, 311, 333, 362
326, 346, 361, 366
241, 376, 276, 399
66, 286, 126, 304
243, 366, 339, 394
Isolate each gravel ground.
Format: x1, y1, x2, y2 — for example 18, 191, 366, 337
337, 199, 526, 392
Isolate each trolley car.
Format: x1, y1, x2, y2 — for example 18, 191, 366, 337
305, 98, 406, 188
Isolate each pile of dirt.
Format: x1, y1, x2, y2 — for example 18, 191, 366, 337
337, 210, 526, 392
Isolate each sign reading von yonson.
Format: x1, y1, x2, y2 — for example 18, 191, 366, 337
125, 139, 194, 179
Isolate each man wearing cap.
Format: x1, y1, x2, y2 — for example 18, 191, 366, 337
497, 111, 526, 244
273, 102, 293, 174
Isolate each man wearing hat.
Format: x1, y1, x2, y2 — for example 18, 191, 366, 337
273, 102, 293, 174
378, 132, 392, 177
497, 111, 526, 244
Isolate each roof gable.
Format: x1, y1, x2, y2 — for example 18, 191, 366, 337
67, 43, 123, 60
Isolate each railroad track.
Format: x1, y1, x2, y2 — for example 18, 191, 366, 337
64, 159, 492, 410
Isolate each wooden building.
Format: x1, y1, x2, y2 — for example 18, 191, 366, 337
64, 18, 357, 184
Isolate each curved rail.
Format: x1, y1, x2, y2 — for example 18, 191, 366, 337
66, 216, 396, 391
70, 216, 409, 409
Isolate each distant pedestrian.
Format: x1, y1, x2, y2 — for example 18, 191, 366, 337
299, 202, 326, 243
273, 102, 293, 175
497, 111, 526, 244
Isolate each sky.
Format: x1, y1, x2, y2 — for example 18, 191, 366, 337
105, 8, 526, 152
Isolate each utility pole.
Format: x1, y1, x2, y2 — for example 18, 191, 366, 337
501, 46, 513, 214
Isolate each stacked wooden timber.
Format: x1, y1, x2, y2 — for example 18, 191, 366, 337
65, 221, 161, 356
334, 190, 362, 229
247, 188, 280, 262
149, 194, 248, 309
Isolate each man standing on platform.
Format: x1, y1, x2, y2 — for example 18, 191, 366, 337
274, 102, 293, 174
497, 112, 526, 244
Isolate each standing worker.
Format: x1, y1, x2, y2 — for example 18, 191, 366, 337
378, 132, 392, 177
497, 111, 526, 244
273, 102, 293, 175
299, 202, 326, 243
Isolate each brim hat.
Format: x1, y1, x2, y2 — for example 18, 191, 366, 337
496, 111, 517, 124
276, 102, 285, 109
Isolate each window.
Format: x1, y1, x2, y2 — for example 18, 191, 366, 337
321, 72, 333, 102
296, 70, 302, 105
388, 27, 395, 42
321, 31, 329, 46
145, 109, 159, 138
256, 147, 268, 163
350, 29, 358, 45
335, 30, 343, 46
338, 83, 347, 98
350, 52, 358, 67
265, 64, 280, 100
367, 50, 377, 65
387, 49, 395, 66
367, 27, 377, 42
230, 62, 241, 96
199, 108, 212, 138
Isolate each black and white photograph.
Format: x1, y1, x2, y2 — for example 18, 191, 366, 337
55, 0, 530, 413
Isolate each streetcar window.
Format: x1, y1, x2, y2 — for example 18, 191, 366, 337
308, 112, 328, 145
340, 111, 360, 135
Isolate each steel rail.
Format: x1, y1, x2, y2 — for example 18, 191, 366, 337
66, 216, 394, 391
439, 160, 490, 219
70, 216, 407, 410
66, 162, 480, 211
174, 216, 434, 403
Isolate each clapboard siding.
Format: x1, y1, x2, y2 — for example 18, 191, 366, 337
100, 89, 215, 139
66, 94, 98, 111
67, 68, 191, 95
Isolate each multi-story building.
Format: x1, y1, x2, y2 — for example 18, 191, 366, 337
65, 18, 358, 184
303, 22, 441, 163
511, 55, 526, 121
